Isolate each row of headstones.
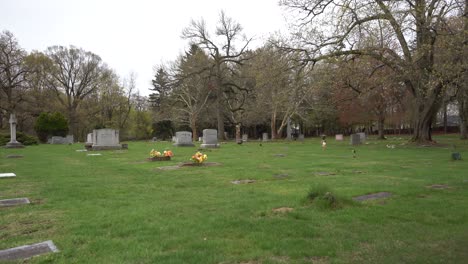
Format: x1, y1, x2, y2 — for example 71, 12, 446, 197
0, 170, 59, 260
84, 129, 122, 150
173, 129, 220, 148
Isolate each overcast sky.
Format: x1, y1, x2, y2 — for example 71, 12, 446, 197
1, 0, 289, 96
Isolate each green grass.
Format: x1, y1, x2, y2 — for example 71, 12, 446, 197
1, 135, 468, 263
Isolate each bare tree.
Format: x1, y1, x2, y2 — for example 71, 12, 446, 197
280, 0, 465, 143
0, 31, 28, 121
45, 45, 107, 138
182, 11, 252, 140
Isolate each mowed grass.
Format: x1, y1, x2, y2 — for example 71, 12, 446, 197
1, 135, 468, 263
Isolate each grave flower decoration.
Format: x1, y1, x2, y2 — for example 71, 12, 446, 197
149, 149, 162, 158
191, 151, 207, 164
163, 149, 174, 157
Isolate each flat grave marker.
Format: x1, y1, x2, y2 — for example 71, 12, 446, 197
0, 240, 59, 261
353, 192, 392, 201
0, 173, 16, 178
0, 198, 30, 207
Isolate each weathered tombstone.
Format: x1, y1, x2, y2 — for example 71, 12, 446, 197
335, 134, 344, 141
91, 129, 122, 150
0, 198, 30, 207
50, 135, 74, 144
242, 134, 248, 142
298, 134, 305, 141
357, 132, 366, 142
262, 133, 269, 142
173, 131, 195, 147
286, 118, 292, 140
200, 129, 219, 148
0, 240, 59, 261
350, 134, 361, 145
84, 132, 94, 150
152, 137, 157, 142
5, 113, 24, 148
172, 136, 176, 143
198, 137, 203, 142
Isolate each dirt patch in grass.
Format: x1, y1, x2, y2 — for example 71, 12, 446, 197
273, 174, 289, 179
304, 256, 329, 263
427, 184, 451, 189
272, 207, 294, 213
314, 172, 336, 176
6, 155, 24, 159
156, 165, 181, 171
179, 162, 222, 167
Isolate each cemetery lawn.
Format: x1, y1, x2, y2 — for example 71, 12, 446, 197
1, 136, 468, 263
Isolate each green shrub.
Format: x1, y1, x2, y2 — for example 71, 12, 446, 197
0, 132, 38, 146
34, 112, 69, 143
152, 120, 174, 140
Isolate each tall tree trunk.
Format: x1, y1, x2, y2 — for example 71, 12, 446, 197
190, 117, 198, 141
68, 107, 78, 139
460, 99, 468, 139
271, 111, 277, 139
443, 103, 448, 134
215, 65, 225, 141
377, 116, 386, 140
411, 98, 440, 143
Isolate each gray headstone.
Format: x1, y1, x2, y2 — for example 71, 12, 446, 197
0, 198, 30, 207
298, 134, 305, 141
86, 133, 93, 144
198, 136, 203, 142
242, 134, 248, 142
357, 132, 366, 142
262, 133, 269, 142
173, 131, 195, 147
92, 129, 122, 150
0, 240, 59, 261
200, 129, 219, 148
0, 173, 16, 178
335, 134, 344, 141
172, 136, 176, 143
350, 134, 361, 145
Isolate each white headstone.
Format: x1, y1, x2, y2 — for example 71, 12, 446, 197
92, 129, 122, 150
335, 134, 344, 141
173, 131, 195, 147
86, 133, 93, 144
262, 133, 269, 142
242, 134, 248, 142
200, 129, 219, 148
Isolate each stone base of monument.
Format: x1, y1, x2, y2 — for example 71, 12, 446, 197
91, 145, 122, 151
5, 141, 24, 148
200, 143, 220, 148
173, 143, 195, 147
84, 143, 93, 150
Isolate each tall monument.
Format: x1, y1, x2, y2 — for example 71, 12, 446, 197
6, 113, 24, 148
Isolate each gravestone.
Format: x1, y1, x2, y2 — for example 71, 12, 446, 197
92, 129, 122, 150
49, 135, 74, 144
200, 129, 219, 148
0, 240, 59, 261
350, 134, 361, 145
286, 118, 292, 140
172, 136, 176, 143
86, 133, 93, 144
298, 134, 305, 141
5, 113, 24, 148
0, 173, 16, 178
357, 132, 366, 142
335, 134, 344, 141
0, 198, 30, 207
242, 134, 248, 142
262, 133, 269, 142
173, 131, 195, 147
198, 137, 203, 142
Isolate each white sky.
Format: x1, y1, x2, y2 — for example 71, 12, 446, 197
1, 0, 289, 96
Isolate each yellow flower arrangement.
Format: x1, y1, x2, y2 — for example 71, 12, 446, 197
149, 149, 162, 158
191, 151, 208, 164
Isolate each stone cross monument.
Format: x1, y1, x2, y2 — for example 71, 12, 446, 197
6, 113, 24, 148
